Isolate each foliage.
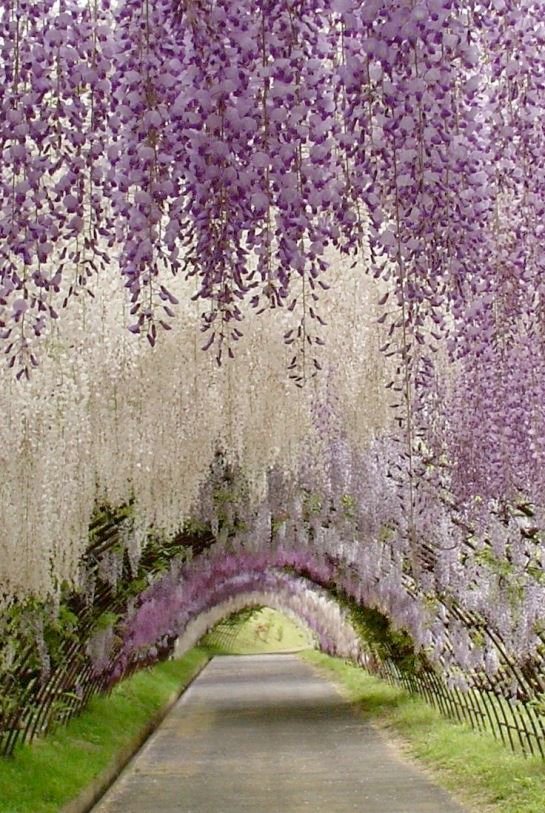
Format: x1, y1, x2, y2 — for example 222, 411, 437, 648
202, 607, 313, 654
336, 591, 419, 673
1, 0, 545, 767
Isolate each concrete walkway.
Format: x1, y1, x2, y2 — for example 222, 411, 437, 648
91, 654, 466, 813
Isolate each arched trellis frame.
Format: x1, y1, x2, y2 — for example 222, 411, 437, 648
1, 0, 545, 772
171, 585, 361, 660
2, 507, 545, 759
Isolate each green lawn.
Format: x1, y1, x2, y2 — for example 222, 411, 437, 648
0, 609, 310, 813
202, 606, 313, 654
302, 650, 545, 813
3, 613, 545, 813
0, 647, 210, 813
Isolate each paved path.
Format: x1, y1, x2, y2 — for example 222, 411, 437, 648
92, 654, 466, 813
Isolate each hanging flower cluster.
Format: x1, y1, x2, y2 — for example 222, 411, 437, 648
0, 0, 113, 377
107, 564, 363, 681
2, 0, 544, 503
0, 247, 383, 600
3, 0, 545, 742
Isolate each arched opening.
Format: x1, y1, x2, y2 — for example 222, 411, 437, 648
193, 606, 314, 654
171, 584, 360, 661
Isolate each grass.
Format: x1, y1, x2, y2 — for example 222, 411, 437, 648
5, 610, 543, 813
202, 606, 313, 654
0, 646, 210, 813
302, 650, 545, 813
0, 609, 308, 813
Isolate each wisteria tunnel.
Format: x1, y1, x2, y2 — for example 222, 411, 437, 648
2, 0, 545, 809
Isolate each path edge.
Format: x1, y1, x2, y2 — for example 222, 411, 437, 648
60, 654, 212, 813
298, 652, 475, 812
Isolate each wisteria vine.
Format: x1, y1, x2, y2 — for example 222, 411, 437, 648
2, 0, 545, 759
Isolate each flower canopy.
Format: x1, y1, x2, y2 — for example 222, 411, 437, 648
1, 0, 545, 757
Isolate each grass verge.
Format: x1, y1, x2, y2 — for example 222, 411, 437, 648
0, 609, 308, 813
0, 646, 210, 813
302, 650, 545, 813
202, 606, 312, 654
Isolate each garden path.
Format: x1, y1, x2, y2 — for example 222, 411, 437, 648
91, 654, 466, 813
